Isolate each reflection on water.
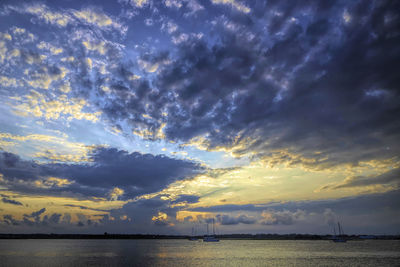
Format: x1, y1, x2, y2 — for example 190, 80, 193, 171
0, 239, 399, 266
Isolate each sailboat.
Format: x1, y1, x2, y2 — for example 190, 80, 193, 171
188, 225, 198, 241
331, 221, 347, 243
203, 218, 219, 242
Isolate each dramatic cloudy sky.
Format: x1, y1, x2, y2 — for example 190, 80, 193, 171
0, 0, 399, 235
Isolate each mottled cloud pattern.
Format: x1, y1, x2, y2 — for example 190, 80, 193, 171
0, 0, 399, 234
73, 0, 400, 170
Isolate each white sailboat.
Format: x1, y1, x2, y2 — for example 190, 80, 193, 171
203, 218, 219, 242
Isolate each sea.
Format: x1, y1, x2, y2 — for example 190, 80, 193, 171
0, 239, 399, 266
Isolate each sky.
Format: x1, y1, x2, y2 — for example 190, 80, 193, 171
0, 0, 399, 235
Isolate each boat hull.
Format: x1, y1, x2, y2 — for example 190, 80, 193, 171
203, 236, 219, 242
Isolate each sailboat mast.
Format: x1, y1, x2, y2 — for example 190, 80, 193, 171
337, 222, 342, 235
213, 218, 215, 235
207, 223, 209, 235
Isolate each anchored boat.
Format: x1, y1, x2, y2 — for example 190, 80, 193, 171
331, 221, 347, 243
203, 218, 219, 242
188, 226, 198, 241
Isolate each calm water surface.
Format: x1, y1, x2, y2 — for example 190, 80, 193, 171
0, 239, 399, 266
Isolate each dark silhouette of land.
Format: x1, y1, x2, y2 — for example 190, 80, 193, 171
0, 233, 398, 240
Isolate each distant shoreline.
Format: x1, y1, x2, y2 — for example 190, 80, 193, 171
0, 234, 398, 240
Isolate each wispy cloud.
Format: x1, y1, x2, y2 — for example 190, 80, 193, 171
320, 168, 400, 191
2, 197, 23, 206
210, 0, 250, 13
5, 3, 126, 35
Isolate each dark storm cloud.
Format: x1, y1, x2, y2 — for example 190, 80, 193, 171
0, 148, 204, 199
75, 147, 203, 194
87, 0, 400, 170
